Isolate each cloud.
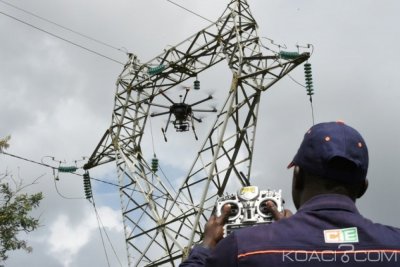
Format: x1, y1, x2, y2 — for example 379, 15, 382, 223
47, 206, 123, 266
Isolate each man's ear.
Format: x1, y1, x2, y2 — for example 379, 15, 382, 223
356, 179, 368, 199
293, 166, 305, 190
292, 166, 305, 210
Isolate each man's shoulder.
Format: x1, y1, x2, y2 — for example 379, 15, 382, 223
361, 220, 400, 244
232, 217, 298, 248
232, 210, 400, 249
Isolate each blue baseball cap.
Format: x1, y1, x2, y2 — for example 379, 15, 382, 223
288, 121, 368, 183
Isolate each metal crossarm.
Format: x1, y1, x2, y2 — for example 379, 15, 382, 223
84, 0, 310, 266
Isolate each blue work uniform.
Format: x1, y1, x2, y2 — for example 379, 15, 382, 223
180, 194, 400, 266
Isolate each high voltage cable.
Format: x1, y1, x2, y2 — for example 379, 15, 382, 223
165, 0, 283, 58
166, 0, 213, 23
52, 168, 86, 200
1, 151, 120, 187
2, 151, 55, 169
0, 0, 216, 62
94, 207, 111, 267
0, 0, 125, 54
1, 151, 121, 265
92, 197, 124, 267
1, 151, 198, 207
0, 10, 124, 65
288, 74, 306, 89
287, 73, 316, 125
2, 0, 215, 55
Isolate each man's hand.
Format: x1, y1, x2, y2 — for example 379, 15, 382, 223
202, 204, 231, 249
265, 200, 293, 220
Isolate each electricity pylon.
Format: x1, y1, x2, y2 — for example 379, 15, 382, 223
84, 0, 310, 266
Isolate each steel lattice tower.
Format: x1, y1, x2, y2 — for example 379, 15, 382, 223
84, 0, 310, 266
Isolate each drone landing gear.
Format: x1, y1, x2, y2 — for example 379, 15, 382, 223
162, 120, 198, 142
192, 125, 198, 141
161, 128, 168, 142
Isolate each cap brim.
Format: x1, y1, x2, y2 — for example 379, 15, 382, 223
287, 162, 295, 169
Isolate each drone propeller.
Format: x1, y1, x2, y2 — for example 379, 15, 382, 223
190, 95, 213, 107
160, 90, 176, 104
147, 102, 171, 110
150, 110, 170, 117
209, 104, 218, 112
192, 115, 203, 123
179, 85, 192, 91
179, 87, 191, 103
192, 107, 217, 113
205, 88, 216, 97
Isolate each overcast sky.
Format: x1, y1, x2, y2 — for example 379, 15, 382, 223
1, 0, 400, 266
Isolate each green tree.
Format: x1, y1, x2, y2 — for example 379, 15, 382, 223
0, 136, 10, 153
0, 136, 43, 261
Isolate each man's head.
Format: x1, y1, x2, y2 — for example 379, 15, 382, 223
288, 121, 369, 208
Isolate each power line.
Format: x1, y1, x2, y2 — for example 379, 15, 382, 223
288, 73, 306, 89
0, 10, 124, 65
1, 150, 120, 264
92, 199, 112, 267
92, 197, 124, 267
1, 151, 200, 207
0, 0, 126, 54
1, 151, 120, 187
2, 150, 121, 265
165, 0, 282, 60
165, 0, 213, 23
1, 151, 55, 169
52, 169, 86, 200
0, 151, 122, 267
287, 73, 316, 125
2, 0, 213, 51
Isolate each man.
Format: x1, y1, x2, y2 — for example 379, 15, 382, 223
180, 121, 400, 266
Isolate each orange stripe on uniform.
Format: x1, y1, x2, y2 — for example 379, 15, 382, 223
238, 249, 400, 259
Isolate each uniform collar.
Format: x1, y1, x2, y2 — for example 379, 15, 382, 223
298, 194, 360, 214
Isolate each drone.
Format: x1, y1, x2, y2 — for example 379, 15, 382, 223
147, 86, 217, 142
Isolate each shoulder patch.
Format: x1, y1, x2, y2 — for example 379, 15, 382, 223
324, 227, 359, 243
